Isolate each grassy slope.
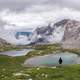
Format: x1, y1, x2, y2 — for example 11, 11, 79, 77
0, 55, 80, 80
0, 44, 80, 80
0, 46, 20, 52
31, 44, 80, 56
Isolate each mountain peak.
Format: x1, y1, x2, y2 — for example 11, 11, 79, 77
54, 19, 70, 27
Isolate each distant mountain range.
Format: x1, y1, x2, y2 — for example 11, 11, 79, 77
14, 19, 80, 48
30, 19, 66, 44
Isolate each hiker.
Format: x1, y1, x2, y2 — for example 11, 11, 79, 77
58, 57, 63, 64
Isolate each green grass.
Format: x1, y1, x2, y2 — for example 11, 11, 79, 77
61, 48, 80, 55
0, 44, 80, 80
27, 44, 63, 57
0, 55, 80, 80
22, 65, 80, 80
30, 44, 80, 56
0, 46, 20, 52
0, 55, 26, 80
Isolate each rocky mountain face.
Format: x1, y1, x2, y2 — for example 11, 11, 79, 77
31, 19, 66, 44
31, 25, 54, 44
0, 38, 10, 46
31, 19, 80, 48
61, 19, 80, 49
0, 38, 12, 51
15, 19, 69, 45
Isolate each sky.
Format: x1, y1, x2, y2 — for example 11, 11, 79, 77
0, 0, 80, 44
0, 0, 80, 30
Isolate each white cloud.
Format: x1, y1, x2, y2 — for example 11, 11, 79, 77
1, 7, 80, 30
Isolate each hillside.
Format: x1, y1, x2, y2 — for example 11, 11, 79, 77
0, 38, 18, 51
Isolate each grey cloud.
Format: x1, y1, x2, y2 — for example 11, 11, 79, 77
0, 0, 80, 11
0, 19, 7, 30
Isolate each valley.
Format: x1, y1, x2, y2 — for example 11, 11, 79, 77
0, 0, 80, 80
0, 19, 80, 80
0, 44, 80, 80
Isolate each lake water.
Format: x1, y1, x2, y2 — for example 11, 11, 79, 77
0, 49, 33, 57
24, 52, 80, 67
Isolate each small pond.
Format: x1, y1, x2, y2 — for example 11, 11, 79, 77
24, 52, 80, 67
0, 49, 33, 57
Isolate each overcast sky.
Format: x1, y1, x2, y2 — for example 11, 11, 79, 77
0, 0, 80, 30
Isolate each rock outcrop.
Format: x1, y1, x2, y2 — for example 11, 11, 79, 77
0, 38, 12, 51
61, 20, 80, 49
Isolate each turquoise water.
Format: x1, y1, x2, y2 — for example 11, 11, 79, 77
24, 52, 80, 67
